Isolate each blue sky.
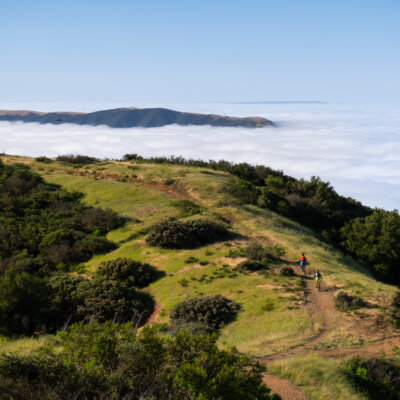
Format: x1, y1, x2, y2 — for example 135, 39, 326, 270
1, 0, 399, 104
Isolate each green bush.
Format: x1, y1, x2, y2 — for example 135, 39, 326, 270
0, 162, 122, 275
0, 268, 50, 335
47, 273, 86, 327
224, 177, 260, 205
0, 321, 282, 399
245, 241, 285, 264
390, 292, 400, 327
146, 219, 231, 249
341, 209, 400, 283
170, 295, 239, 330
335, 291, 366, 311
280, 266, 296, 277
172, 199, 203, 217
343, 356, 400, 399
95, 258, 162, 288
77, 278, 154, 325
35, 156, 52, 164
56, 154, 98, 165
236, 260, 268, 272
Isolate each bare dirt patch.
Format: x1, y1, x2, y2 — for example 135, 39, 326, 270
263, 374, 308, 400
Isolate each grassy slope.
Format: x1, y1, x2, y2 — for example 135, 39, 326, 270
1, 155, 398, 399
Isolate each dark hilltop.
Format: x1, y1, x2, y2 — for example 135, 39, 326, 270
0, 107, 273, 128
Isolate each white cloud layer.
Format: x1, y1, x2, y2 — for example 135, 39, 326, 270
0, 102, 399, 210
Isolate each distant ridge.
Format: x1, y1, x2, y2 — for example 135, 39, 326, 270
0, 107, 273, 128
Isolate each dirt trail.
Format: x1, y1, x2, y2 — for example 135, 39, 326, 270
259, 267, 335, 399
259, 264, 400, 399
263, 374, 308, 400
258, 266, 339, 364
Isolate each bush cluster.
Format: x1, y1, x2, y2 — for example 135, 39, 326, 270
340, 210, 400, 283
35, 156, 52, 163
0, 322, 279, 400
56, 154, 99, 165
95, 258, 162, 288
343, 356, 400, 399
146, 219, 230, 249
170, 295, 239, 330
280, 267, 296, 277
335, 291, 366, 311
77, 278, 154, 324
0, 161, 122, 276
224, 177, 259, 205
236, 260, 268, 272
0, 265, 156, 335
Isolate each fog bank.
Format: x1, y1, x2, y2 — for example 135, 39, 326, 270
0, 102, 399, 210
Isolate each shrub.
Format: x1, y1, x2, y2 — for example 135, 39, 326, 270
172, 199, 203, 217
224, 177, 259, 205
245, 241, 284, 263
343, 356, 400, 399
0, 162, 123, 275
0, 268, 51, 335
335, 291, 366, 311
56, 154, 98, 165
76, 207, 123, 234
170, 295, 239, 330
35, 156, 52, 164
47, 273, 86, 327
77, 278, 154, 325
341, 209, 400, 283
168, 321, 214, 336
236, 260, 268, 272
95, 258, 162, 288
280, 267, 295, 277
146, 219, 231, 249
58, 322, 280, 399
390, 292, 400, 327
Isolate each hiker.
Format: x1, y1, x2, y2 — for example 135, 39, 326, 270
315, 269, 322, 290
299, 253, 307, 275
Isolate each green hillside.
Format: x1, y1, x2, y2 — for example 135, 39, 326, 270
1, 154, 400, 400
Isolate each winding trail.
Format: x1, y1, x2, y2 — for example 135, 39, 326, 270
258, 264, 400, 399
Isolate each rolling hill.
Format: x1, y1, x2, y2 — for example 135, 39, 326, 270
0, 107, 273, 128
1, 154, 399, 400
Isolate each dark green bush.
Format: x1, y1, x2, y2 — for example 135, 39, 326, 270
236, 260, 268, 272
341, 210, 400, 283
47, 273, 86, 327
56, 154, 98, 165
35, 156, 52, 164
0, 162, 122, 275
170, 294, 239, 330
224, 177, 260, 205
280, 266, 295, 277
0, 322, 282, 399
146, 219, 231, 249
0, 268, 51, 335
77, 278, 154, 325
335, 291, 366, 311
95, 258, 162, 288
0, 322, 279, 400
343, 356, 400, 399
245, 241, 285, 264
390, 292, 400, 327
